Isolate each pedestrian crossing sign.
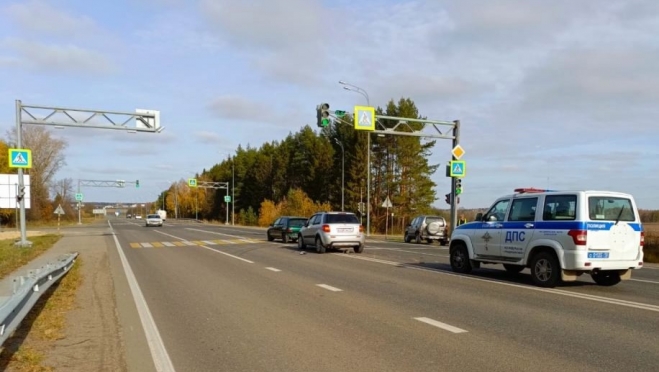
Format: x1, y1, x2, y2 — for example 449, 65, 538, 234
8, 148, 32, 168
450, 160, 466, 178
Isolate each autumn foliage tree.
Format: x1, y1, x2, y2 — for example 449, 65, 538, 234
257, 188, 332, 227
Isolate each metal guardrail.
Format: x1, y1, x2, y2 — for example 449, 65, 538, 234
0, 252, 79, 347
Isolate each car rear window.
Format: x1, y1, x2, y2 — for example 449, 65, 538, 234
325, 214, 360, 224
289, 219, 307, 227
588, 197, 635, 222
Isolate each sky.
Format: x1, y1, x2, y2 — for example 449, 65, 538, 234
1, 0, 659, 210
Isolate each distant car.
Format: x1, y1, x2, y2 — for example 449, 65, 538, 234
126, 213, 132, 219
267, 216, 307, 243
135, 215, 142, 219
145, 214, 162, 227
405, 215, 448, 245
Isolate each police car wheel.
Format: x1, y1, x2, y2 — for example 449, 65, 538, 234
590, 270, 622, 286
530, 252, 560, 288
450, 243, 472, 274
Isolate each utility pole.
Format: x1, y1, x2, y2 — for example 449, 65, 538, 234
334, 139, 345, 211
449, 120, 460, 235
232, 157, 235, 226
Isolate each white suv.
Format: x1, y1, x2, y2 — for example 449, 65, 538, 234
297, 212, 365, 254
449, 188, 644, 288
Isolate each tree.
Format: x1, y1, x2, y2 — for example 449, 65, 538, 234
5, 126, 68, 220
50, 177, 76, 219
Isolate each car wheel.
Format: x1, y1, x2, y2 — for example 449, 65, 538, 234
440, 239, 448, 246
591, 270, 622, 286
415, 233, 422, 244
530, 251, 561, 288
297, 235, 306, 250
267, 231, 274, 241
282, 233, 288, 244
353, 244, 364, 253
315, 237, 326, 254
450, 243, 472, 273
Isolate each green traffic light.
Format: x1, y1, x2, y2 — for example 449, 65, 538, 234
321, 118, 330, 127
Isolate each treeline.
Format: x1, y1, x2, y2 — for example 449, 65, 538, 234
156, 98, 442, 233
640, 210, 659, 223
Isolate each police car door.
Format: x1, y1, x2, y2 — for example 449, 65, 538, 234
501, 196, 539, 260
472, 198, 510, 258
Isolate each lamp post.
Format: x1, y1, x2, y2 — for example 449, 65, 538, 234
334, 138, 345, 211
339, 80, 371, 235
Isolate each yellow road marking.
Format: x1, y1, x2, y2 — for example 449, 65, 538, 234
151, 242, 164, 248
130, 243, 141, 249
173, 241, 185, 246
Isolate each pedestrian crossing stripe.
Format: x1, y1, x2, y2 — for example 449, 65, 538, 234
129, 238, 261, 248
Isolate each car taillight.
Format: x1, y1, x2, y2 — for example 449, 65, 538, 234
568, 229, 587, 245
322, 224, 331, 233
286, 228, 292, 233
359, 225, 364, 233
640, 231, 645, 247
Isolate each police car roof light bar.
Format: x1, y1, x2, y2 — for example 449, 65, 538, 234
514, 188, 558, 194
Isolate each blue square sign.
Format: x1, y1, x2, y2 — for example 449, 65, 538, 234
450, 160, 466, 178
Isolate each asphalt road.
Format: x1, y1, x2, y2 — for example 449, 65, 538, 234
108, 218, 659, 372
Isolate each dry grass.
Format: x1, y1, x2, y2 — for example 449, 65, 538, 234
645, 224, 659, 263
0, 258, 82, 372
0, 235, 61, 280
26, 217, 97, 229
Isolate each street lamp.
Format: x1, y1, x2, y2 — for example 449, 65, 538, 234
219, 151, 236, 226
334, 138, 345, 211
339, 80, 372, 235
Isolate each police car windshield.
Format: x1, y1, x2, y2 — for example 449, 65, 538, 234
588, 197, 635, 221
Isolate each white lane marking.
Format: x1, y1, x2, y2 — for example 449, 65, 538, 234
414, 317, 468, 334
334, 254, 659, 313
141, 242, 153, 248
162, 242, 175, 247
185, 228, 248, 239
107, 221, 176, 372
317, 284, 343, 292
154, 230, 254, 264
181, 240, 194, 246
630, 278, 659, 284
265, 267, 281, 272
202, 240, 217, 245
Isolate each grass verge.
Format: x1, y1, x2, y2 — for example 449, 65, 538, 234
0, 235, 62, 280
0, 257, 83, 372
645, 232, 659, 264
26, 217, 97, 229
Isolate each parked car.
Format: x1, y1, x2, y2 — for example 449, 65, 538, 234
405, 216, 448, 245
297, 211, 364, 253
266, 216, 307, 243
449, 188, 645, 288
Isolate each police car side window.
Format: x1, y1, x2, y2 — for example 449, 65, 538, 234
508, 198, 538, 222
484, 199, 510, 221
543, 195, 577, 221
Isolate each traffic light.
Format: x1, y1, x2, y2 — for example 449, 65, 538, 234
16, 186, 25, 202
455, 179, 462, 195
445, 193, 451, 204
316, 103, 330, 127
136, 180, 140, 188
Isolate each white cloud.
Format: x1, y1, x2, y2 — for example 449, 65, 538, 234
3, 0, 98, 37
194, 131, 226, 145
1, 38, 116, 75
208, 95, 267, 121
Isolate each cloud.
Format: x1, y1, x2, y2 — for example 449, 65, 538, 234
207, 95, 267, 121
199, 0, 336, 85
1, 38, 116, 75
3, 0, 98, 37
194, 131, 227, 145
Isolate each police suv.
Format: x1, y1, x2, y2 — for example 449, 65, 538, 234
449, 188, 645, 288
